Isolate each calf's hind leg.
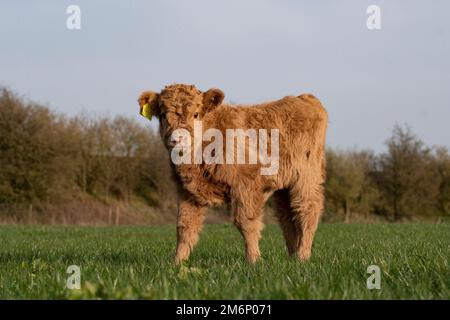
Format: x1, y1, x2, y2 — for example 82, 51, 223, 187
289, 175, 324, 261
273, 189, 299, 256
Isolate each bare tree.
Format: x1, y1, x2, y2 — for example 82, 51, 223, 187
376, 125, 439, 220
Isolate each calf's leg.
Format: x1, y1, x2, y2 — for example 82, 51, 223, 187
289, 173, 324, 261
174, 195, 206, 265
232, 190, 265, 263
273, 189, 299, 256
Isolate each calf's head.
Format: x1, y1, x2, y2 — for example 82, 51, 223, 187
138, 84, 224, 150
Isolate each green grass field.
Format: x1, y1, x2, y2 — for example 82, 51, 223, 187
0, 223, 448, 299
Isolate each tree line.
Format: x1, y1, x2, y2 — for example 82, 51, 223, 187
0, 88, 448, 223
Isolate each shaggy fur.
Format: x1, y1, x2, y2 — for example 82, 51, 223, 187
138, 84, 328, 264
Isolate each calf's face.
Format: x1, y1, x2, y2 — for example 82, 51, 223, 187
138, 84, 224, 150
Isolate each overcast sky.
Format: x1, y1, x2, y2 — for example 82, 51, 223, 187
1, 1, 449, 151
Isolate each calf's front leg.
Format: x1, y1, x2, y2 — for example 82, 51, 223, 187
232, 190, 265, 263
174, 195, 206, 265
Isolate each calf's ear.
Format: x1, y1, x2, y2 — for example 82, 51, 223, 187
203, 88, 224, 113
138, 91, 160, 120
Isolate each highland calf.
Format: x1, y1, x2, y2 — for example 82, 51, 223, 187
138, 84, 328, 264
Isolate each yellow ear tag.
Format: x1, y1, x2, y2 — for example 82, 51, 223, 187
140, 103, 153, 121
